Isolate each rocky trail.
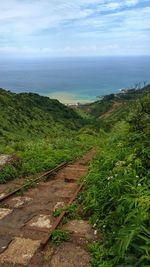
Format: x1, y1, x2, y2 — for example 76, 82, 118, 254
0, 150, 96, 267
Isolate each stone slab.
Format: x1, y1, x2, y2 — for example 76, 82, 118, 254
50, 243, 90, 267
0, 208, 12, 220
63, 220, 96, 241
28, 214, 52, 229
0, 235, 12, 253
0, 155, 12, 168
0, 237, 41, 266
0, 193, 7, 200
0, 209, 34, 228
7, 196, 32, 208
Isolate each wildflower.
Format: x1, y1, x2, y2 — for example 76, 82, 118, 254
138, 183, 141, 186
93, 223, 96, 228
103, 225, 106, 228
136, 175, 139, 178
107, 176, 113, 180
94, 230, 98, 235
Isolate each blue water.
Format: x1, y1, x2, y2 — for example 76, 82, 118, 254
0, 56, 150, 102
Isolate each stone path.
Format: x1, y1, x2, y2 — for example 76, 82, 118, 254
30, 219, 98, 267
0, 150, 95, 267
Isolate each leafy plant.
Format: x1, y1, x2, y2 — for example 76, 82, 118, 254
52, 208, 62, 218
51, 229, 70, 245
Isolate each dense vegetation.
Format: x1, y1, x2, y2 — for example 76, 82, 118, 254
81, 84, 150, 118
82, 91, 150, 266
0, 85, 149, 266
0, 88, 86, 145
0, 88, 96, 182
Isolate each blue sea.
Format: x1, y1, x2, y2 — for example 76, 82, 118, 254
0, 56, 150, 104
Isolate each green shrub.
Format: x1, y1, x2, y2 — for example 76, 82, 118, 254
51, 230, 70, 245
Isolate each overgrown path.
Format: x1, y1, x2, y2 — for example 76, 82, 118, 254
0, 149, 95, 267
100, 101, 122, 119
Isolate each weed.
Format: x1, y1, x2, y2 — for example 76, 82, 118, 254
51, 229, 70, 245
65, 203, 79, 220
52, 208, 62, 218
15, 187, 24, 196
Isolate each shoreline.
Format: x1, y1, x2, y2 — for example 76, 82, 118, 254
47, 91, 96, 106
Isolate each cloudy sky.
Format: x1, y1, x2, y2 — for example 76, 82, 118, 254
0, 0, 150, 57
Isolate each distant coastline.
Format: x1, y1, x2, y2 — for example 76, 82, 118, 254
46, 91, 96, 105
0, 57, 150, 103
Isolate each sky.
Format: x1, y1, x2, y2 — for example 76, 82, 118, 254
0, 0, 150, 57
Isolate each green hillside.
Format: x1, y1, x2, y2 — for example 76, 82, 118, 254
80, 84, 150, 118
0, 85, 149, 266
0, 88, 85, 144
0, 88, 96, 182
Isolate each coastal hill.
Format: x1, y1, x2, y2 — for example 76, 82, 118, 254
0, 88, 85, 144
0, 85, 149, 266
79, 84, 150, 118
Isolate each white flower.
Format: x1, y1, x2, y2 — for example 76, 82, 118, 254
136, 175, 139, 178
103, 225, 106, 228
94, 230, 98, 235
107, 176, 113, 180
138, 183, 141, 186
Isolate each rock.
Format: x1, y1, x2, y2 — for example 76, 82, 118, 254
63, 220, 97, 241
50, 243, 90, 267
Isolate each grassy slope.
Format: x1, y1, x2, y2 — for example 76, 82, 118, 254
82, 90, 150, 266
0, 88, 97, 182
0, 86, 149, 267
79, 85, 150, 118
0, 88, 86, 144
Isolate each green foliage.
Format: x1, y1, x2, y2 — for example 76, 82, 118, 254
0, 86, 149, 265
0, 88, 86, 148
0, 164, 18, 183
65, 203, 79, 220
0, 88, 99, 183
51, 229, 70, 245
52, 208, 62, 218
80, 85, 150, 131
83, 93, 150, 266
89, 243, 113, 267
0, 132, 97, 183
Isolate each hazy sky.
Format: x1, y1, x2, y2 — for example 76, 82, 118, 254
0, 0, 150, 57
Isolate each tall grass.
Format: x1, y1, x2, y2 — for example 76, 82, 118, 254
83, 94, 150, 266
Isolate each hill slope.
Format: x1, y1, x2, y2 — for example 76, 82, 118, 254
80, 84, 150, 119
0, 88, 85, 144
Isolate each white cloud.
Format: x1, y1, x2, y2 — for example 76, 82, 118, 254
0, 0, 149, 56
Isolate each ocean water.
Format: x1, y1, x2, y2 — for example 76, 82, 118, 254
0, 56, 150, 104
